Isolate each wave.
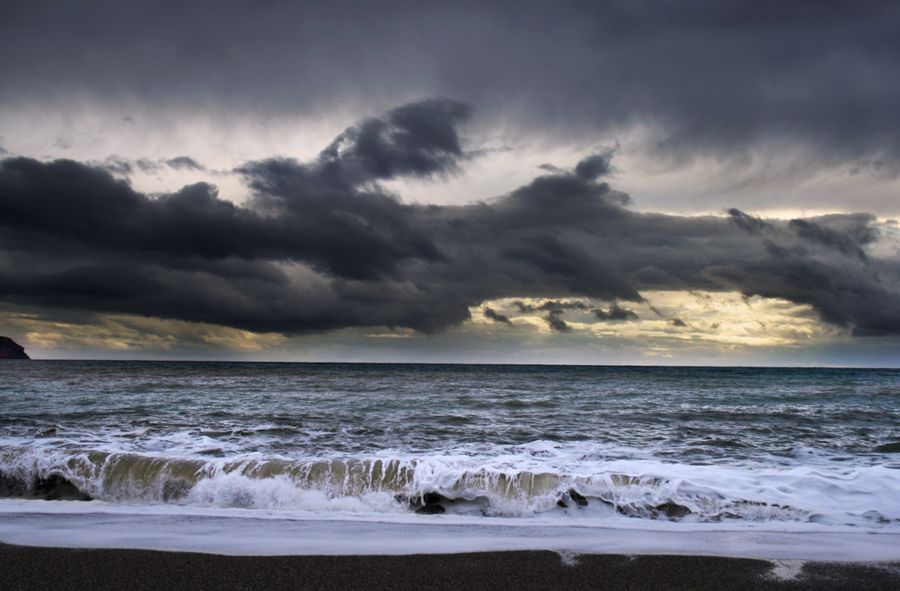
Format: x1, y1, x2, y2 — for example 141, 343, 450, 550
1, 444, 898, 528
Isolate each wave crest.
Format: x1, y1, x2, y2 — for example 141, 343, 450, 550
1, 445, 897, 527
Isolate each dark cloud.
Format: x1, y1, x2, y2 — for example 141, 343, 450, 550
1, 100, 899, 337
574, 150, 615, 181
727, 209, 773, 235
788, 216, 875, 262
97, 156, 209, 176
646, 305, 688, 329
99, 157, 133, 175
165, 156, 205, 171
315, 99, 472, 182
136, 157, 208, 174
482, 307, 512, 325
514, 300, 589, 331
514, 300, 591, 313
593, 303, 638, 321
3, 1, 900, 176
133, 160, 156, 173
514, 299, 640, 330
544, 310, 571, 333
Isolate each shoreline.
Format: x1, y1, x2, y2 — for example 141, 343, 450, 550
4, 501, 900, 561
1, 544, 899, 591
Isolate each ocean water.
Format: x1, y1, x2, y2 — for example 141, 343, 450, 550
1, 361, 899, 558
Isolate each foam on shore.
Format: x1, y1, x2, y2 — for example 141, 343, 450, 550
1, 499, 899, 561
2, 443, 898, 527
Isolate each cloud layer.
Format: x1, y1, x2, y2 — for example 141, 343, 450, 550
1, 99, 898, 337
4, 1, 900, 174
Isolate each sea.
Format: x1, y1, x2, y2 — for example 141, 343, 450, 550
1, 361, 899, 560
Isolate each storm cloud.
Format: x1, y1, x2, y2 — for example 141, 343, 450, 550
3, 0, 900, 176
594, 304, 639, 322
482, 307, 513, 325
1, 99, 898, 337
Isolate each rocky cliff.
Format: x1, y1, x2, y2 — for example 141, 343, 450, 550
0, 337, 30, 359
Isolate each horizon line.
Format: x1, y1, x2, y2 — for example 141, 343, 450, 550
9, 358, 900, 370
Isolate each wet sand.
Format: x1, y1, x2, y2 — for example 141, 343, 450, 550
1, 544, 898, 590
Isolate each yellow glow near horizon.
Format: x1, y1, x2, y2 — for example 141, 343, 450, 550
5, 312, 286, 353
2, 290, 838, 356
471, 291, 837, 348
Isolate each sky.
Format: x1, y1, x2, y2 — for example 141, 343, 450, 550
1, 0, 900, 365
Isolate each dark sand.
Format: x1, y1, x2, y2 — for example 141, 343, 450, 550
1, 544, 898, 590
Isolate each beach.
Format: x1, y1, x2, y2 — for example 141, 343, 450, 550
4, 2, 900, 587
2, 544, 899, 591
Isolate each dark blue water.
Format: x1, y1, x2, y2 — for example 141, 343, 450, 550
2, 362, 898, 459
1, 362, 898, 524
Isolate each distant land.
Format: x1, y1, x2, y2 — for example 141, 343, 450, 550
0, 337, 29, 360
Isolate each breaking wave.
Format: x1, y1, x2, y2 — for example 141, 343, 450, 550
1, 444, 898, 527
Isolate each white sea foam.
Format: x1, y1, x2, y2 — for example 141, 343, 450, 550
1, 499, 899, 560
2, 440, 899, 529
767, 560, 806, 581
